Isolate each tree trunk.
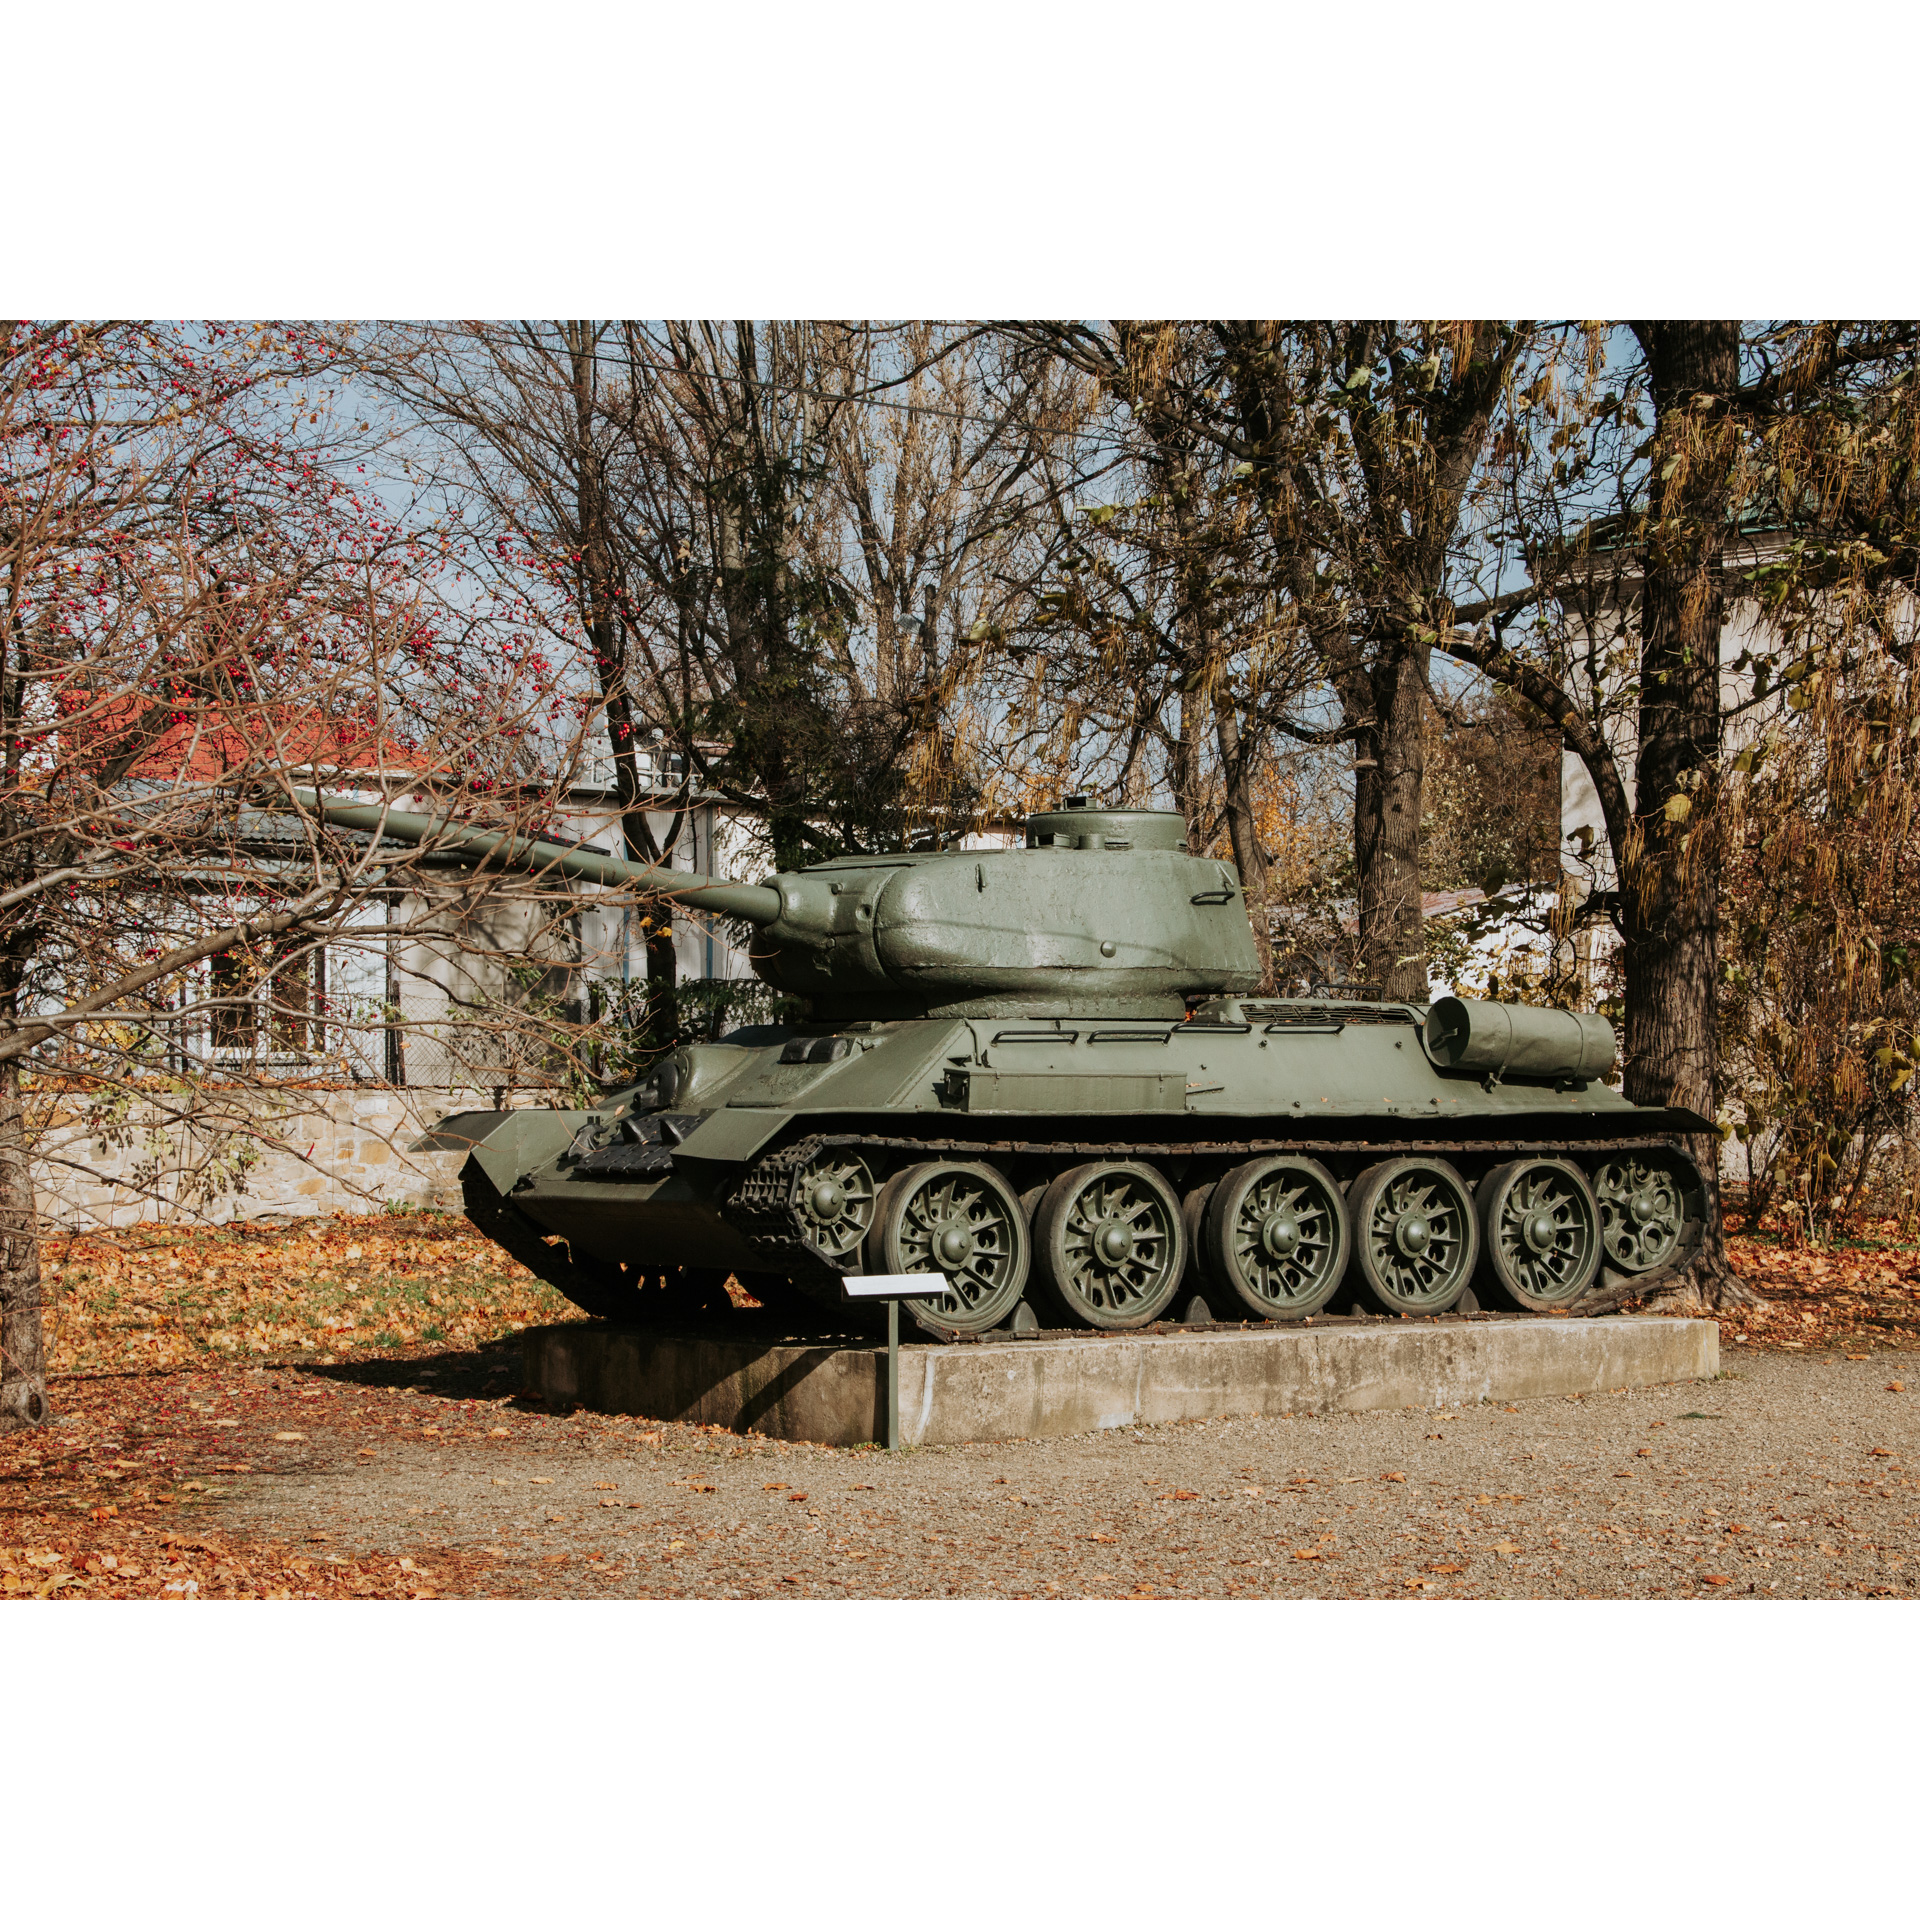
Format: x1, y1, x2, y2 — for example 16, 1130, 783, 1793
1623, 321, 1743, 1310
0, 1053, 46, 1430
564, 322, 687, 1060
644, 915, 679, 1048
1212, 687, 1267, 896
1213, 688, 1271, 985
1353, 638, 1431, 1001
1170, 657, 1207, 856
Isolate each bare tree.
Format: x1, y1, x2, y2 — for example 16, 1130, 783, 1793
995, 322, 1323, 918
341, 321, 695, 1040
1220, 321, 1534, 999
357, 320, 1086, 899
0, 321, 589, 1428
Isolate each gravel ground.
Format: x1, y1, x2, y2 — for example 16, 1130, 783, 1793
182, 1343, 1917, 1598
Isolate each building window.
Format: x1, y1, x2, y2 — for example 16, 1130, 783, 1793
270, 942, 324, 1054
209, 940, 326, 1056
209, 948, 259, 1052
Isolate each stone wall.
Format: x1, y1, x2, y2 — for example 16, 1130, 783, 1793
32, 1087, 547, 1229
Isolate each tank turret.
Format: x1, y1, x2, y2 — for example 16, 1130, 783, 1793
293, 789, 1260, 1020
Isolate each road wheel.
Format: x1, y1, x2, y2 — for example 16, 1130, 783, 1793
1347, 1156, 1478, 1316
1590, 1151, 1702, 1273
1032, 1160, 1185, 1330
1206, 1155, 1349, 1321
1179, 1179, 1219, 1314
868, 1160, 1030, 1336
1475, 1158, 1601, 1309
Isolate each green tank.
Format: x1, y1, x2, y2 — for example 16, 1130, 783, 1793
309, 791, 1712, 1335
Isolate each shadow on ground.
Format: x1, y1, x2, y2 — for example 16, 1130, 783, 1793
290, 1303, 912, 1415
300, 1337, 528, 1405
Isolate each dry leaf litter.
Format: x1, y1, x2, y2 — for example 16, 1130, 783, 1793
1, 1213, 1914, 1600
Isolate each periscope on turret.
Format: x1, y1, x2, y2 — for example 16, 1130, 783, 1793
295, 790, 1712, 1336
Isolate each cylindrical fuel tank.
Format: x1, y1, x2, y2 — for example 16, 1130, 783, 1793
1424, 996, 1617, 1083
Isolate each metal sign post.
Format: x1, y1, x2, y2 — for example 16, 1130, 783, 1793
839, 1272, 946, 1450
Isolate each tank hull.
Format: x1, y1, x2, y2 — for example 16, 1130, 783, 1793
445, 999, 1715, 1331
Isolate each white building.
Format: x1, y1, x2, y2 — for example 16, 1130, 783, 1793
124, 754, 769, 1096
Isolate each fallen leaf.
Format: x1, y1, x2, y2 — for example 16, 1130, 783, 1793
787, 1492, 807, 1503
271, 1431, 306, 1443
1871, 1448, 1894, 1457
591, 1482, 616, 1491
1085, 1533, 1117, 1544
1292, 1548, 1322, 1561
489, 1427, 511, 1437
1382, 1472, 1406, 1482
1636, 1447, 1653, 1457
763, 1483, 788, 1491
1170, 1490, 1200, 1501
1702, 1574, 1731, 1586
1890, 1382, 1907, 1393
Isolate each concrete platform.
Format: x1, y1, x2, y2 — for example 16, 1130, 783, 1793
521, 1314, 1720, 1448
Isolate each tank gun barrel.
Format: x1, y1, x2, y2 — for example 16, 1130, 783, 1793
283, 788, 783, 925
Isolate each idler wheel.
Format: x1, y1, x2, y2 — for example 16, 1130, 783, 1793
1346, 1156, 1478, 1316
1590, 1151, 1703, 1274
867, 1160, 1031, 1336
790, 1146, 879, 1263
1031, 1159, 1185, 1330
1475, 1157, 1601, 1310
1205, 1155, 1350, 1322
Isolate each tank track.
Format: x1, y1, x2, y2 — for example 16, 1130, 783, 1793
717, 1126, 1710, 1326
722, 1132, 877, 1309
